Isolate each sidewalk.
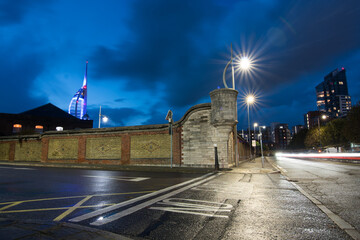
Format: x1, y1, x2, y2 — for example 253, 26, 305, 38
226, 156, 279, 174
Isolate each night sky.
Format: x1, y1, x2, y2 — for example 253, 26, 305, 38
1, 0, 359, 130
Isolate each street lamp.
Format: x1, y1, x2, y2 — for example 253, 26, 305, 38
222, 44, 252, 166
259, 126, 266, 168
317, 114, 327, 149
98, 106, 109, 128
246, 95, 255, 159
222, 44, 252, 89
253, 123, 258, 157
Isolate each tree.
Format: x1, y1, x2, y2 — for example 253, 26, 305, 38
343, 104, 360, 143
288, 129, 308, 149
305, 127, 320, 148
322, 118, 347, 148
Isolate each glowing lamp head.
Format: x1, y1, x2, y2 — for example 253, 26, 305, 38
102, 116, 109, 123
321, 115, 327, 120
246, 95, 255, 104
239, 57, 251, 70
254, 123, 258, 127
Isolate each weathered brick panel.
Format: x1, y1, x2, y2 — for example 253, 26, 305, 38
14, 141, 41, 161
130, 134, 170, 160
48, 138, 78, 160
86, 137, 121, 160
0, 142, 10, 161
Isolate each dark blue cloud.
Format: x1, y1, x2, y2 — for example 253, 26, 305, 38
87, 106, 145, 127
0, 0, 359, 130
0, 0, 48, 25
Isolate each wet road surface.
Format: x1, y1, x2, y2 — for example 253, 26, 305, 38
0, 161, 357, 239
273, 156, 360, 238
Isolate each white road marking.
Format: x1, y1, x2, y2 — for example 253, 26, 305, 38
69, 172, 216, 223
0, 167, 35, 170
150, 198, 233, 218
90, 173, 221, 225
82, 175, 150, 182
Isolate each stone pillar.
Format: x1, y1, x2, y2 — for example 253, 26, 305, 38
210, 88, 238, 168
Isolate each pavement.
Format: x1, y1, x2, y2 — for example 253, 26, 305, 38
0, 157, 286, 240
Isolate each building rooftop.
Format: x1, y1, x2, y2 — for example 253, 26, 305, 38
20, 103, 79, 120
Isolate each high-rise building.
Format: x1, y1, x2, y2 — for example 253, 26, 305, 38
271, 123, 291, 149
315, 67, 352, 118
68, 61, 88, 119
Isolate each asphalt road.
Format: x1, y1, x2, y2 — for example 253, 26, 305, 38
0, 161, 357, 239
273, 155, 360, 236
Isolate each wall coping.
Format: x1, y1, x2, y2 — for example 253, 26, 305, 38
174, 103, 211, 127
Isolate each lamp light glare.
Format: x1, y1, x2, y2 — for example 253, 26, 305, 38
239, 57, 251, 70
102, 116, 109, 123
246, 95, 255, 104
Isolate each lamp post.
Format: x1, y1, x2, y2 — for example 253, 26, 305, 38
222, 44, 252, 166
98, 106, 109, 128
259, 126, 266, 168
317, 114, 327, 149
253, 123, 258, 158
246, 95, 255, 160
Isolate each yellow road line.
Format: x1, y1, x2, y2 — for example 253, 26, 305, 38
0, 204, 114, 214
0, 202, 22, 211
53, 196, 92, 222
0, 190, 155, 205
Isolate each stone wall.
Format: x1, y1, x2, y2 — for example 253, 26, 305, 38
181, 104, 215, 167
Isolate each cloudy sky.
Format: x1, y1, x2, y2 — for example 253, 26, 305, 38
0, 0, 359, 130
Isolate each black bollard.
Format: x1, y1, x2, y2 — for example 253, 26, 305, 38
214, 144, 219, 171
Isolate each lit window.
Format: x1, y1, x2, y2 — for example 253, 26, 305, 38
13, 124, 22, 133
56, 126, 63, 131
35, 125, 43, 133
333, 107, 336, 110
339, 82, 343, 85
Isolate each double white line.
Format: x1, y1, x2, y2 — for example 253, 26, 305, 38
69, 172, 221, 226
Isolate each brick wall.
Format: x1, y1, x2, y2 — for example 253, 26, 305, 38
0, 89, 249, 168
0, 125, 180, 166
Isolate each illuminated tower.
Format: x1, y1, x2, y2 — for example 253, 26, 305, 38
316, 67, 352, 118
68, 61, 88, 119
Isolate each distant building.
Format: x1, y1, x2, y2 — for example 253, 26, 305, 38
292, 125, 305, 136
271, 123, 291, 149
0, 103, 93, 136
316, 67, 352, 118
68, 61, 89, 120
304, 111, 320, 129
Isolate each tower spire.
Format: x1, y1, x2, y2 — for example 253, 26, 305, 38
68, 60, 89, 120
